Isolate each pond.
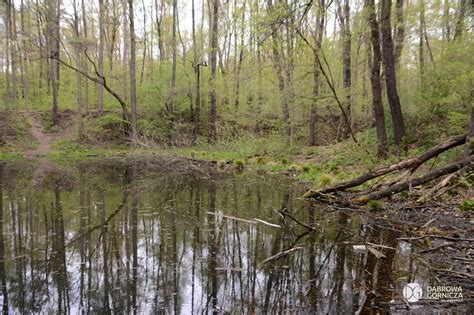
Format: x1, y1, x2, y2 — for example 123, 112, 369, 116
0, 159, 470, 314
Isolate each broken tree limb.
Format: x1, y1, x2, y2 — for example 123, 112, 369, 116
352, 156, 473, 203
262, 246, 303, 264
304, 134, 467, 198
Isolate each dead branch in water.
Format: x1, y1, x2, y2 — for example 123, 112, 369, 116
262, 246, 303, 264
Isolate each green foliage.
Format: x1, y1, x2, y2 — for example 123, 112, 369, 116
367, 200, 382, 211
234, 159, 245, 171
460, 199, 474, 212
318, 174, 334, 187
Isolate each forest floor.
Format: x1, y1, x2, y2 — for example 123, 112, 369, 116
25, 112, 53, 156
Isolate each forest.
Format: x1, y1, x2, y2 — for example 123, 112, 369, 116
0, 0, 473, 313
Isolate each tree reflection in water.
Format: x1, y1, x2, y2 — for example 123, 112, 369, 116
0, 160, 468, 314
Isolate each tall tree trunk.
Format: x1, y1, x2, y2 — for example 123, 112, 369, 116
81, 0, 89, 113
381, 0, 405, 146
267, 0, 289, 139
233, 0, 246, 111
9, 1, 18, 110
20, 0, 29, 108
155, 0, 165, 61
393, 0, 405, 70
98, 0, 105, 114
191, 0, 201, 145
122, 0, 129, 103
4, 1, 11, 111
419, 0, 425, 91
208, 0, 219, 142
309, 0, 325, 146
453, 0, 467, 40
443, 0, 450, 40
48, 0, 60, 125
139, 0, 147, 86
366, 0, 388, 158
35, 0, 45, 92
167, 0, 177, 114
73, 0, 83, 115
128, 0, 138, 142
336, 0, 351, 140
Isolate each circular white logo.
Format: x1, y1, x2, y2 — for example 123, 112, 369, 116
403, 283, 423, 302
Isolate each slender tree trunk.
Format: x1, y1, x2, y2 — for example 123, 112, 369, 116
155, 0, 165, 61
267, 0, 289, 139
48, 0, 60, 125
336, 0, 351, 139
81, 0, 89, 113
393, 0, 405, 70
309, 0, 325, 146
98, 0, 105, 114
122, 0, 129, 103
367, 0, 388, 158
443, 0, 450, 40
381, 0, 405, 146
233, 0, 246, 111
167, 0, 177, 114
139, 0, 147, 86
128, 0, 138, 142
419, 0, 425, 90
35, 0, 45, 92
73, 0, 83, 115
191, 0, 201, 144
9, 1, 18, 110
208, 0, 219, 142
453, 0, 467, 40
20, 0, 29, 108
5, 1, 11, 111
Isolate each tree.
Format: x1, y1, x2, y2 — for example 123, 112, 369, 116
308, 0, 325, 146
191, 0, 204, 145
128, 0, 138, 142
381, 0, 405, 146
73, 0, 83, 115
8, 1, 18, 110
208, 0, 219, 142
366, 0, 388, 158
81, 0, 90, 113
267, 0, 291, 139
98, 0, 105, 114
393, 0, 405, 70
453, 0, 467, 40
167, 0, 177, 114
419, 0, 425, 88
335, 0, 352, 139
47, 0, 60, 125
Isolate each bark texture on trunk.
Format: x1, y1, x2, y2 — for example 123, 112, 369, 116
208, 0, 219, 142
366, 0, 388, 158
381, 0, 405, 146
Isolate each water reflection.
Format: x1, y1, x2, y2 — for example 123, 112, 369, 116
0, 160, 468, 314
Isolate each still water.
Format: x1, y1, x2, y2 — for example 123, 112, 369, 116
0, 159, 469, 314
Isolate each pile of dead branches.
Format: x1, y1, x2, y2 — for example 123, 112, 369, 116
304, 133, 473, 204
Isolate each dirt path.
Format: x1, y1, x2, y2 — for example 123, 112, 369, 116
26, 113, 54, 156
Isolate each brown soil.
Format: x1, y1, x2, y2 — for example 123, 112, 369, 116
25, 111, 77, 156
26, 112, 53, 155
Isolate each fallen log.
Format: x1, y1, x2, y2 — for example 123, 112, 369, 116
304, 134, 467, 198
351, 156, 473, 203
